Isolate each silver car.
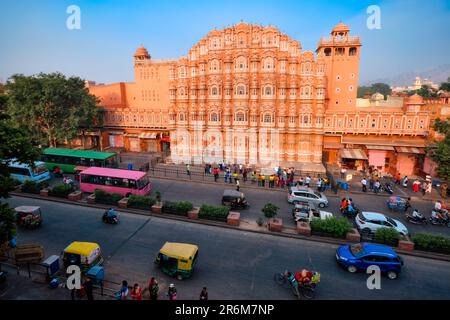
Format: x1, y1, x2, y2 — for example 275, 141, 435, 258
287, 186, 329, 208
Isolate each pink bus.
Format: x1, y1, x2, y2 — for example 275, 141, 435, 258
79, 167, 151, 196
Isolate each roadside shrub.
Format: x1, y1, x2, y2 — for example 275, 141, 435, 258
49, 184, 74, 198
261, 203, 279, 219
162, 201, 193, 215
199, 204, 230, 221
155, 191, 162, 203
128, 195, 156, 209
21, 180, 49, 194
412, 233, 450, 254
310, 216, 352, 238
94, 189, 123, 205
374, 228, 401, 246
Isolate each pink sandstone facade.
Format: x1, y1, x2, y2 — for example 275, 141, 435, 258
85, 22, 449, 176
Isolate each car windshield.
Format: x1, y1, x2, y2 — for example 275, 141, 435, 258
314, 192, 322, 198
32, 164, 49, 176
386, 217, 397, 227
350, 244, 366, 257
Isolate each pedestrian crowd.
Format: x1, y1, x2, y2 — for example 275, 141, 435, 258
184, 162, 327, 192
111, 277, 208, 301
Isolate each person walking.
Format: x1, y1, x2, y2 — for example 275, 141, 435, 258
130, 283, 143, 300
243, 169, 247, 183
269, 174, 275, 188
199, 287, 208, 300
261, 174, 266, 187
305, 176, 311, 188
441, 182, 448, 199
361, 177, 367, 192
83, 277, 94, 301
213, 168, 219, 182
186, 164, 191, 177
167, 284, 177, 300
374, 180, 381, 194
224, 170, 228, 183
402, 176, 409, 188
118, 280, 129, 300
317, 178, 322, 193
149, 279, 159, 300
228, 171, 233, 184
369, 177, 374, 191
236, 179, 240, 191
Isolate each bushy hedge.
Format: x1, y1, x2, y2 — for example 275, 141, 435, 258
94, 189, 123, 205
21, 180, 48, 194
310, 216, 352, 238
162, 201, 194, 215
374, 228, 401, 246
128, 195, 156, 209
199, 204, 230, 221
412, 233, 450, 254
49, 184, 74, 198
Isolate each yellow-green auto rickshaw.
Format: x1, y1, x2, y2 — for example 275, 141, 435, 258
62, 242, 104, 273
155, 242, 199, 280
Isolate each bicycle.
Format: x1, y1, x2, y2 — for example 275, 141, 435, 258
274, 270, 317, 300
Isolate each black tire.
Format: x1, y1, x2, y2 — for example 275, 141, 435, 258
387, 271, 398, 280
319, 203, 326, 208
301, 286, 315, 300
347, 265, 358, 273
274, 273, 286, 285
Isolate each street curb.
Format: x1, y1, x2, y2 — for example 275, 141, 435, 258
9, 192, 450, 263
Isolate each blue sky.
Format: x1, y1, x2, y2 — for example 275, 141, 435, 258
0, 0, 449, 85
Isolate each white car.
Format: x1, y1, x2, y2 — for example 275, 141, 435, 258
355, 211, 409, 236
287, 186, 329, 208
292, 202, 333, 222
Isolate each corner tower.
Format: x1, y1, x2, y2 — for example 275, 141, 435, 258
316, 23, 361, 110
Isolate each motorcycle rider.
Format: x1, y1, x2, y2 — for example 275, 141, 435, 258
411, 209, 424, 222
106, 208, 117, 220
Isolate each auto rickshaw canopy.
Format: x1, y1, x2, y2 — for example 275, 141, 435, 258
159, 242, 198, 260
64, 242, 100, 257
223, 189, 245, 199
14, 206, 41, 215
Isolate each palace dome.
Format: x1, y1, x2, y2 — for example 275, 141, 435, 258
332, 22, 350, 32
134, 46, 150, 58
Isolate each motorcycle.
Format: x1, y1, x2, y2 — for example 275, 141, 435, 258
102, 211, 119, 224
384, 182, 394, 195
429, 210, 450, 227
405, 210, 427, 225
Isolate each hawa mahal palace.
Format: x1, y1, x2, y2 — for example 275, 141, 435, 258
85, 22, 449, 176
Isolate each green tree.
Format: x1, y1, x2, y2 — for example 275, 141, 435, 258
5, 72, 103, 147
439, 77, 450, 92
0, 113, 41, 245
427, 117, 450, 180
408, 85, 438, 98
357, 83, 391, 99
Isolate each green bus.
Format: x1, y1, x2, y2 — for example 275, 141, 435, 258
42, 148, 118, 174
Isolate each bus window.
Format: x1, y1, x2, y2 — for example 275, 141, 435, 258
137, 176, 149, 189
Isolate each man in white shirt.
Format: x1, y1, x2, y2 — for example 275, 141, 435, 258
361, 178, 367, 192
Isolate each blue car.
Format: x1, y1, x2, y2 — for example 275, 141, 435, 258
336, 243, 404, 280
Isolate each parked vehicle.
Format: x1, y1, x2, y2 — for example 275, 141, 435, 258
42, 147, 118, 173
292, 201, 333, 222
355, 211, 409, 236
287, 186, 328, 208
221, 189, 249, 209
14, 206, 43, 229
384, 182, 394, 194
155, 242, 199, 280
79, 167, 151, 197
3, 159, 50, 184
336, 243, 403, 280
62, 242, 104, 273
405, 209, 427, 225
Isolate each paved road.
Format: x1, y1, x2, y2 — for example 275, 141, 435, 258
4, 196, 450, 300
148, 177, 450, 237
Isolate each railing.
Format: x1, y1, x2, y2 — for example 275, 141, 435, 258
147, 165, 328, 191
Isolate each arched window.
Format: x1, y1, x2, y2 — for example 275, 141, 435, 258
235, 112, 245, 122
210, 112, 218, 122
235, 57, 247, 70
211, 86, 219, 96
265, 86, 272, 96
324, 48, 331, 56
235, 85, 246, 95
263, 113, 272, 123
303, 115, 309, 124
263, 57, 274, 70
210, 59, 220, 71
349, 47, 357, 56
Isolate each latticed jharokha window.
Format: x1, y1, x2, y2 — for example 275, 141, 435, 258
235, 112, 246, 122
